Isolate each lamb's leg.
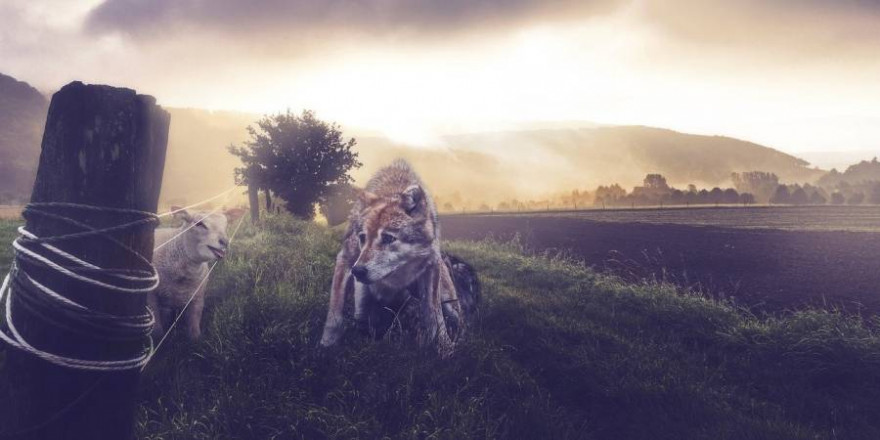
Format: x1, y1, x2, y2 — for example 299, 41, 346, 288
183, 289, 207, 341
320, 250, 352, 347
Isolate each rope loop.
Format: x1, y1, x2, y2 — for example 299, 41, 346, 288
0, 202, 158, 371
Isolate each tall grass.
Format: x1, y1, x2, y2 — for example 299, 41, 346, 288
132, 215, 880, 439
0, 219, 18, 275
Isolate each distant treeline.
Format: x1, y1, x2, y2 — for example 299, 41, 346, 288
432, 165, 880, 213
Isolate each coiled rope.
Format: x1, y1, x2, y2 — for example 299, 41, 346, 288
0, 203, 159, 371
0, 187, 245, 437
0, 186, 240, 371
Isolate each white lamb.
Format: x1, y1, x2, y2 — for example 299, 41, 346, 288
149, 207, 245, 340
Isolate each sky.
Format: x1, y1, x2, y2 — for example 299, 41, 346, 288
2, 0, 880, 162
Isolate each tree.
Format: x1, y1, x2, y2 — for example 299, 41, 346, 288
722, 188, 740, 204
709, 187, 724, 205
643, 174, 669, 190
731, 171, 779, 203
770, 185, 791, 204
830, 192, 845, 205
739, 193, 756, 205
809, 191, 827, 205
870, 183, 880, 205
847, 192, 865, 205
790, 186, 808, 205
594, 184, 626, 206
230, 110, 361, 219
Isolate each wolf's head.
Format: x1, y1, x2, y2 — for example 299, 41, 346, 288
350, 185, 436, 287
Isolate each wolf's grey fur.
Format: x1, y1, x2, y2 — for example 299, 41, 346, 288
320, 159, 464, 356
149, 207, 244, 340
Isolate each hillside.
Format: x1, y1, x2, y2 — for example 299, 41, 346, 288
355, 126, 825, 204
818, 157, 880, 188
2, 215, 875, 439
0, 73, 48, 203
0, 73, 826, 206
154, 119, 826, 206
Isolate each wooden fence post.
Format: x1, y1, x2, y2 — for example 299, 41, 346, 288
1, 82, 169, 439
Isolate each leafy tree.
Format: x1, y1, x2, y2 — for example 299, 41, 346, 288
709, 187, 724, 205
847, 192, 865, 205
809, 191, 826, 205
230, 110, 361, 219
770, 185, 791, 204
731, 171, 779, 203
722, 188, 740, 204
790, 186, 808, 205
869, 183, 880, 205
830, 192, 845, 205
594, 184, 627, 206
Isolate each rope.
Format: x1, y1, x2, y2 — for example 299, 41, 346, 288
0, 185, 245, 436
0, 203, 158, 371
156, 187, 237, 218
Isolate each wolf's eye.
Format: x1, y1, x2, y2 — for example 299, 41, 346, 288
195, 221, 207, 229
358, 233, 366, 245
380, 232, 396, 245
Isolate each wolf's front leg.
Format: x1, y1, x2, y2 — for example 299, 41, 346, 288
420, 257, 455, 357
321, 251, 352, 347
353, 281, 372, 335
438, 261, 464, 341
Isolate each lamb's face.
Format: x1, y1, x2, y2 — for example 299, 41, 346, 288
172, 207, 245, 263
185, 212, 230, 262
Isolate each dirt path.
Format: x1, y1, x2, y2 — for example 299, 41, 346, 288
441, 214, 880, 314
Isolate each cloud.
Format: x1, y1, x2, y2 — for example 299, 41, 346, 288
85, 0, 623, 40
639, 0, 880, 62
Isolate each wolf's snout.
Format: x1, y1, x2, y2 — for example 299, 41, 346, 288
351, 265, 370, 283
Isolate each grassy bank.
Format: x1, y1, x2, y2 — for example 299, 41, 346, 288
131, 215, 880, 440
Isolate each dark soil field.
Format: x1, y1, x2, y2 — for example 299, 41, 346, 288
441, 208, 880, 314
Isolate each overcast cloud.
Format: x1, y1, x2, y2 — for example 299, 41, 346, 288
1, 0, 880, 155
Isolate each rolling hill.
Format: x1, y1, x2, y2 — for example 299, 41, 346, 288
0, 73, 826, 207
0, 73, 48, 203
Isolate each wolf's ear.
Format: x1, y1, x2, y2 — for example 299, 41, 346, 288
400, 185, 425, 215
358, 189, 379, 207
171, 206, 193, 223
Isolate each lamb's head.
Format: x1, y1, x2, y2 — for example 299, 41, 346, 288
171, 207, 246, 262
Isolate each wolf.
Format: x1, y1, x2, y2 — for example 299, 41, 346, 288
319, 159, 467, 356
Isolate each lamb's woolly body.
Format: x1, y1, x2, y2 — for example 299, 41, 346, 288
153, 227, 210, 308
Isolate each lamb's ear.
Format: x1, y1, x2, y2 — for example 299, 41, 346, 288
400, 185, 425, 215
358, 189, 379, 207
171, 206, 193, 223
224, 207, 246, 223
